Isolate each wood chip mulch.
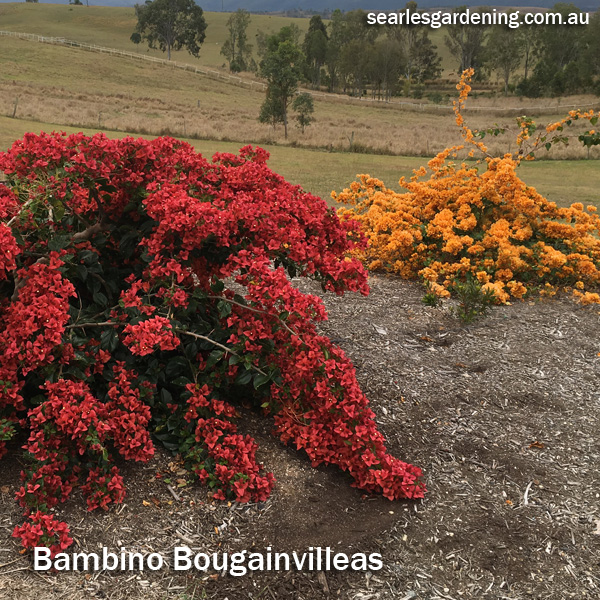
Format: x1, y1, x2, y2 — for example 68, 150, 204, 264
1, 275, 599, 600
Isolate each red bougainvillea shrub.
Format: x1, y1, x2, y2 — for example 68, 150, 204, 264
0, 133, 425, 553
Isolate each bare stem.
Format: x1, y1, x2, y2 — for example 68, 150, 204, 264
5, 198, 33, 228
174, 328, 269, 378
208, 295, 298, 337
72, 222, 108, 242
65, 321, 116, 329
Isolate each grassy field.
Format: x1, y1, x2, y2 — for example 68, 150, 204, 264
1, 34, 597, 161
0, 3, 313, 70
0, 3, 597, 208
0, 3, 592, 86
0, 3, 456, 73
1, 115, 596, 209
0, 36, 484, 159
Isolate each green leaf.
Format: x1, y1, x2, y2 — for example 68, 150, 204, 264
211, 279, 225, 294
79, 249, 98, 264
162, 441, 180, 451
166, 413, 181, 431
91, 277, 102, 295
217, 300, 232, 319
165, 356, 188, 377
158, 437, 180, 451
48, 234, 69, 251
75, 264, 88, 281
51, 199, 65, 222
93, 291, 108, 307
64, 366, 88, 380
100, 328, 119, 352
237, 369, 253, 386
253, 372, 271, 389
30, 394, 46, 406
206, 349, 224, 369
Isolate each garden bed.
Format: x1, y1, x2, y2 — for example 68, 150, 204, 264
1, 274, 599, 600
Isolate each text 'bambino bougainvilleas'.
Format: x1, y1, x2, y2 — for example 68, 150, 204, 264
0, 133, 424, 554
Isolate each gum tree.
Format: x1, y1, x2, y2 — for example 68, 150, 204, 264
221, 8, 253, 72
259, 29, 306, 138
131, 0, 207, 61
486, 20, 523, 94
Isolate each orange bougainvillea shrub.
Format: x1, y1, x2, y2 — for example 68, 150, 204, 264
335, 70, 600, 304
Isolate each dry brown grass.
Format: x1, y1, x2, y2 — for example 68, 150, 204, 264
1, 37, 599, 161
1, 35, 599, 215
2, 80, 599, 162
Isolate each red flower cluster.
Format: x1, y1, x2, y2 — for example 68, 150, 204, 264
12, 511, 72, 557
81, 466, 125, 511
271, 336, 424, 500
105, 364, 154, 462
192, 415, 275, 503
0, 132, 424, 552
0, 223, 19, 280
123, 316, 180, 356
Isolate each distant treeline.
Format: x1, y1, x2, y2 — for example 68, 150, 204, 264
223, 2, 600, 99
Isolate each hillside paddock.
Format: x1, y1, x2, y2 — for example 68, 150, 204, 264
1, 34, 599, 160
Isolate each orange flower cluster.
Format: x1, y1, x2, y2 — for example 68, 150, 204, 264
334, 73, 600, 304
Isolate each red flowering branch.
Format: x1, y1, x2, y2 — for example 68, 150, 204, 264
0, 132, 424, 553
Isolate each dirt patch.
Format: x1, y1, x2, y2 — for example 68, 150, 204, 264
1, 274, 599, 600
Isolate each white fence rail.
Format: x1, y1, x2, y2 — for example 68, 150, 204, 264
1, 29, 599, 115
